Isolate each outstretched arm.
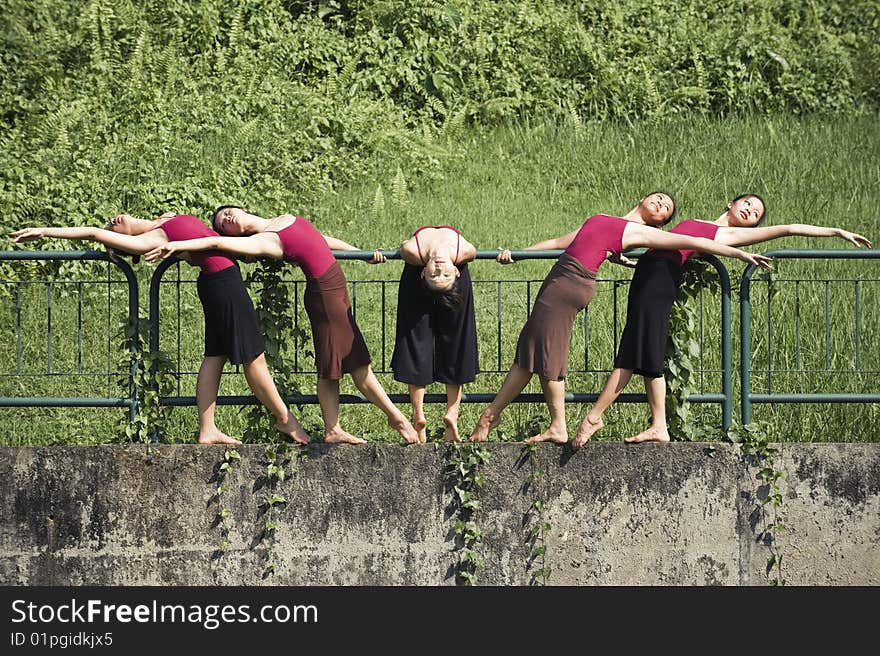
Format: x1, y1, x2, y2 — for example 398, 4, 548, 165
496, 228, 580, 264
400, 238, 424, 265
716, 224, 871, 248
11, 226, 167, 255
145, 233, 283, 262
624, 224, 773, 269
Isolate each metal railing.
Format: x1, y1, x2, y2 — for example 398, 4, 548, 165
149, 250, 733, 428
0, 251, 140, 420
740, 249, 880, 424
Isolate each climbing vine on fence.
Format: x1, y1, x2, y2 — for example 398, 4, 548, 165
115, 317, 177, 443
665, 259, 720, 441
446, 442, 492, 585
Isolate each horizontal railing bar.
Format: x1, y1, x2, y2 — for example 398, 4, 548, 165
749, 394, 880, 403
159, 392, 726, 407
0, 397, 134, 407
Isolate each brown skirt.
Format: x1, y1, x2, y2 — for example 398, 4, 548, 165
304, 261, 372, 380
514, 253, 597, 381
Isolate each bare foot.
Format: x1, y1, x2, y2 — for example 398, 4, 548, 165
324, 428, 367, 445
572, 415, 604, 450
525, 425, 569, 444
624, 427, 670, 444
413, 414, 428, 444
469, 410, 500, 442
443, 414, 461, 443
389, 415, 420, 444
275, 416, 311, 445
198, 429, 241, 445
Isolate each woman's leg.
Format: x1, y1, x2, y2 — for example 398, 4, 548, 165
625, 376, 671, 443
469, 364, 533, 442
316, 376, 366, 444
525, 377, 569, 443
196, 355, 240, 445
443, 383, 463, 443
242, 353, 310, 444
408, 384, 428, 443
572, 367, 634, 449
350, 364, 419, 444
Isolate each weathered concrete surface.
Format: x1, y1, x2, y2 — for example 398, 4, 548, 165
0, 443, 877, 585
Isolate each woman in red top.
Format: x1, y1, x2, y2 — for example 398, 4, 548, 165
146, 208, 420, 445
11, 213, 311, 445
390, 225, 480, 442
468, 192, 774, 444
571, 193, 871, 448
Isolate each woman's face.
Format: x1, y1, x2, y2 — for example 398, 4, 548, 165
215, 207, 249, 235
640, 192, 674, 226
422, 256, 459, 292
727, 196, 765, 227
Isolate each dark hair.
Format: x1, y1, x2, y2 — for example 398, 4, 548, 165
212, 205, 244, 233
421, 275, 464, 312
647, 190, 677, 225
732, 193, 768, 225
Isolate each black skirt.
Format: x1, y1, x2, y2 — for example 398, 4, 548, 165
391, 262, 479, 386
613, 255, 684, 378
197, 265, 265, 365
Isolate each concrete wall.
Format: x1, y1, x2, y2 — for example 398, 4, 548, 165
0, 443, 877, 585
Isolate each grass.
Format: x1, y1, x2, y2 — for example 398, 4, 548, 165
1, 113, 878, 445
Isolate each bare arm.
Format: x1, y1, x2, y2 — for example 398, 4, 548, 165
456, 236, 477, 264
623, 224, 773, 269
145, 233, 283, 262
11, 226, 167, 254
496, 228, 580, 264
323, 234, 358, 251
400, 238, 424, 265
525, 229, 579, 251
716, 224, 871, 248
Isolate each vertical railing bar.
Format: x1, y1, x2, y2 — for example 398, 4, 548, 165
699, 285, 705, 394
176, 264, 182, 397
77, 281, 83, 373
15, 283, 22, 373
584, 305, 589, 371
381, 281, 386, 372
766, 277, 771, 394
496, 281, 502, 371
825, 280, 830, 370
106, 264, 112, 397
795, 280, 801, 370
612, 281, 619, 354
351, 280, 357, 323
294, 280, 299, 372
526, 280, 531, 319
46, 282, 52, 374
854, 280, 861, 370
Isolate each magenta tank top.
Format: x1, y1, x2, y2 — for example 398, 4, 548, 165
160, 215, 235, 274
647, 219, 720, 266
564, 214, 628, 273
270, 217, 336, 279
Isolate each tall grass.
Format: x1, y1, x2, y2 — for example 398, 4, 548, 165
1, 114, 878, 445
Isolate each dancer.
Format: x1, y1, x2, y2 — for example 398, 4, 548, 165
145, 208, 419, 445
11, 213, 311, 445
468, 191, 774, 444
390, 225, 480, 442
571, 193, 871, 447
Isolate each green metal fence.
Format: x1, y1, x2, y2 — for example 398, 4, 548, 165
0, 251, 140, 420
149, 250, 733, 427
740, 249, 880, 425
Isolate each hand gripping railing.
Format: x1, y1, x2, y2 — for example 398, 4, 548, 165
0, 251, 140, 420
740, 249, 880, 425
150, 249, 732, 429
